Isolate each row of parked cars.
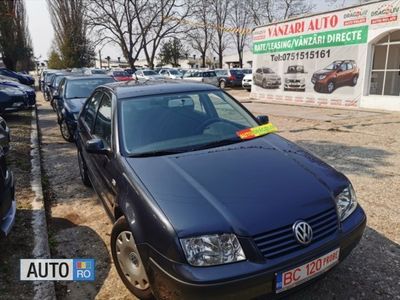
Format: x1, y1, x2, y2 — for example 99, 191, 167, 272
0, 68, 36, 114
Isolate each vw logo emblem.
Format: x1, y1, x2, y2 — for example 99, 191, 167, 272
293, 221, 313, 245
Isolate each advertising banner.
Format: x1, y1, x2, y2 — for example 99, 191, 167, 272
251, 0, 400, 107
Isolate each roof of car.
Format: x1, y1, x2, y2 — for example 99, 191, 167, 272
63, 74, 114, 81
101, 80, 220, 99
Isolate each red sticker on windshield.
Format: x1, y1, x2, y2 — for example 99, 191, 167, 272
236, 123, 277, 140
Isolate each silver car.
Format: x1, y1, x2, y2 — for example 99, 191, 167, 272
182, 70, 219, 87
135, 70, 164, 80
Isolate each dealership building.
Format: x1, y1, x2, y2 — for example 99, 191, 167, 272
251, 0, 400, 111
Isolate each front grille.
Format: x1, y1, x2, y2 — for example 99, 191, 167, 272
288, 79, 301, 83
253, 207, 338, 260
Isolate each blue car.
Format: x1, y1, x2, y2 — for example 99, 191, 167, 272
0, 68, 34, 86
0, 85, 27, 114
76, 81, 366, 299
54, 75, 115, 142
0, 81, 36, 107
0, 117, 15, 238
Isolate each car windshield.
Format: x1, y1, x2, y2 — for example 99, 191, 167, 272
91, 69, 106, 74
242, 69, 252, 74
143, 70, 158, 75
287, 66, 304, 73
54, 75, 65, 87
114, 71, 129, 77
215, 70, 228, 76
46, 73, 56, 84
169, 70, 181, 75
65, 78, 114, 98
120, 90, 259, 156
324, 62, 341, 70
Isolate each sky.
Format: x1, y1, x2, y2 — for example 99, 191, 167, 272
25, 0, 122, 61
26, 0, 360, 62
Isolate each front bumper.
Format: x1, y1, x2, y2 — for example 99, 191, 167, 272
284, 83, 306, 90
0, 98, 26, 112
145, 207, 366, 299
0, 170, 16, 238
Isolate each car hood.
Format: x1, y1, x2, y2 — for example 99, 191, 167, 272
313, 69, 333, 76
127, 134, 348, 238
285, 73, 306, 80
64, 98, 86, 113
265, 74, 280, 80
243, 74, 252, 80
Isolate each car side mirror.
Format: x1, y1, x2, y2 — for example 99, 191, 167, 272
257, 115, 269, 125
85, 138, 110, 155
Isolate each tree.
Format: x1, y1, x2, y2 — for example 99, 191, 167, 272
0, 0, 34, 71
158, 38, 187, 67
47, 0, 95, 68
210, 0, 231, 68
47, 49, 64, 69
131, 0, 193, 69
228, 0, 252, 68
86, 0, 142, 69
248, 0, 314, 26
187, 0, 213, 68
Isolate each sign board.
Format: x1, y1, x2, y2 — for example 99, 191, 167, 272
251, 0, 400, 107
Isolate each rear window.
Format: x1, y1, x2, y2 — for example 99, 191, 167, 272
230, 69, 244, 75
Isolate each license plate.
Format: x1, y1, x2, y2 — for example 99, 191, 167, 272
276, 248, 340, 293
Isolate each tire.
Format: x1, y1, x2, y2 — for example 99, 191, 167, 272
219, 80, 226, 89
246, 89, 251, 92
327, 81, 335, 94
111, 217, 153, 300
351, 75, 358, 86
50, 99, 57, 112
77, 150, 91, 187
284, 88, 288, 91
59, 118, 74, 142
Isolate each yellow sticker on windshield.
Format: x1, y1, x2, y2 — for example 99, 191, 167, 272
236, 123, 278, 140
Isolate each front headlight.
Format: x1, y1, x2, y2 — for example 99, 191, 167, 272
285, 78, 290, 83
319, 74, 327, 80
180, 234, 246, 266
335, 185, 357, 221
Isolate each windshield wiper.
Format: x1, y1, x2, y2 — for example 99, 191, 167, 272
128, 149, 184, 157
190, 137, 242, 151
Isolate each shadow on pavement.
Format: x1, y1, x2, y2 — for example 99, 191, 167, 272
297, 140, 393, 178
50, 217, 111, 300
282, 227, 400, 300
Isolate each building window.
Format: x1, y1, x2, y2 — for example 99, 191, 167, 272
370, 30, 400, 96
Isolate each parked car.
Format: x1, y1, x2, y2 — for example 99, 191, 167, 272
215, 69, 245, 88
284, 65, 306, 92
46, 72, 69, 108
0, 117, 15, 238
242, 73, 253, 91
0, 85, 27, 113
312, 60, 359, 94
135, 70, 164, 80
182, 70, 219, 86
0, 75, 18, 83
0, 68, 34, 86
43, 71, 58, 101
109, 70, 132, 82
55, 75, 115, 142
253, 67, 281, 89
159, 68, 183, 79
76, 80, 366, 300
83, 68, 107, 75
0, 80, 36, 107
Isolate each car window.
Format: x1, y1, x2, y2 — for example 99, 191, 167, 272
65, 78, 114, 98
83, 92, 103, 131
120, 90, 258, 156
339, 64, 346, 71
94, 94, 112, 147
346, 63, 353, 70
58, 78, 66, 96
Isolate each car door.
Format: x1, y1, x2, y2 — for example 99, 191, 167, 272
90, 92, 117, 215
78, 91, 103, 190
337, 63, 348, 84
255, 68, 262, 84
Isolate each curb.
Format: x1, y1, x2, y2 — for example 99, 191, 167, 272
30, 107, 56, 300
